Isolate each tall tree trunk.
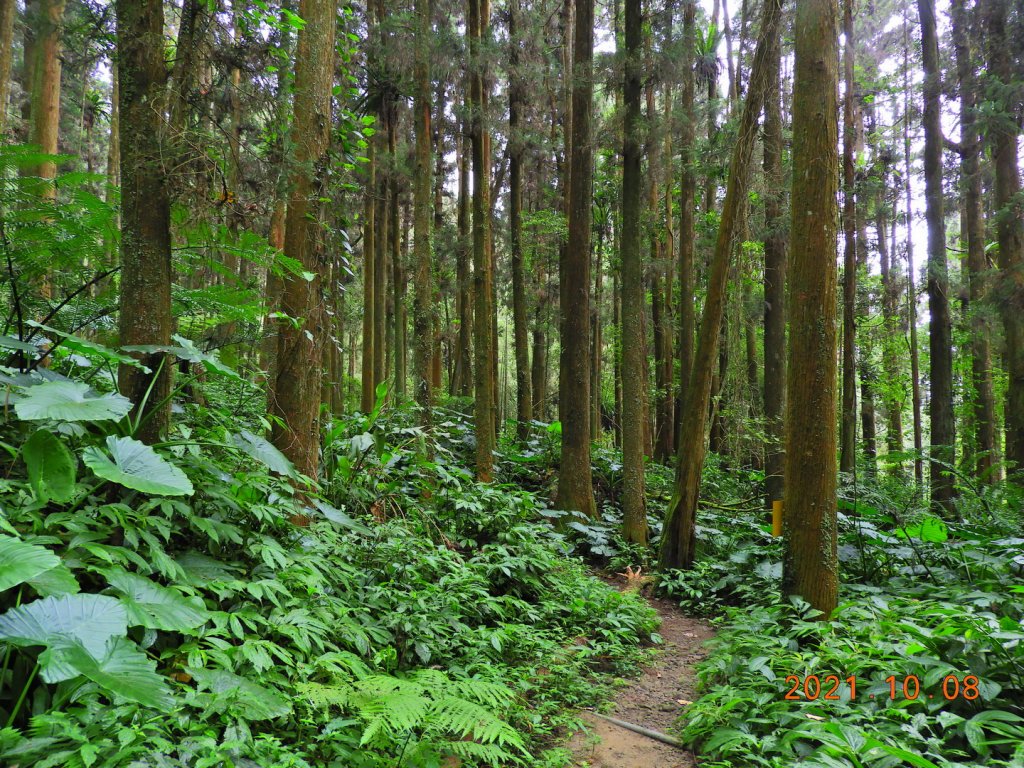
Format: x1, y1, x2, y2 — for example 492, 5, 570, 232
469, 0, 496, 480
659, 0, 783, 570
591, 224, 604, 442
839, 0, 857, 475
555, 0, 597, 517
213, 10, 243, 346
390, 114, 406, 400
413, 0, 433, 424
0, 0, 15, 138
650, 69, 673, 463
762, 11, 786, 509
269, 0, 335, 481
509, 0, 532, 439
115, 0, 172, 444
557, 0, 573, 430
431, 81, 446, 395
951, 0, 994, 481
532, 291, 548, 419
372, 7, 389, 397
262, 4, 292, 383
919, 0, 955, 514
620, 0, 647, 545
103, 62, 120, 269
783, 0, 839, 617
877, 165, 905, 461
676, 0, 697, 453
903, 14, 924, 485
613, 266, 623, 447
360, 133, 377, 412
856, 125, 877, 475
27, 0, 65, 199
984, 0, 1024, 475
453, 109, 474, 397
721, 0, 737, 107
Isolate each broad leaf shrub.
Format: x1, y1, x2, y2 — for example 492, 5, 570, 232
659, 474, 1024, 767
0, 364, 657, 766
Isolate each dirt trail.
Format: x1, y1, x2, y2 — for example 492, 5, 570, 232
569, 595, 714, 768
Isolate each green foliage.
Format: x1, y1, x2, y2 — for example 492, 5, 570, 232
0, 364, 655, 766
661, 475, 1024, 767
82, 436, 195, 496
0, 536, 61, 592
22, 429, 77, 503
14, 381, 132, 423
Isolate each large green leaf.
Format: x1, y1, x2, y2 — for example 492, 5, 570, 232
14, 381, 132, 422
0, 594, 127, 682
0, 336, 40, 355
896, 515, 949, 543
22, 429, 76, 503
0, 536, 60, 592
122, 335, 241, 381
231, 430, 296, 477
102, 567, 208, 631
189, 667, 291, 720
24, 321, 150, 371
61, 636, 174, 709
26, 563, 79, 597
82, 436, 194, 497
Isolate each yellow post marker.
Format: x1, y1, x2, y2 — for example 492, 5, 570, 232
771, 500, 783, 537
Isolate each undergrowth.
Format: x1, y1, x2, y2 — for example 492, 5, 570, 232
0, 342, 658, 767
658, 466, 1024, 767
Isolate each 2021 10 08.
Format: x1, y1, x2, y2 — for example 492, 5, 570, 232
782, 674, 981, 701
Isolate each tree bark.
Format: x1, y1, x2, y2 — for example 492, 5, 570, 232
876, 164, 905, 462
591, 222, 604, 442
0, 0, 15, 138
782, 0, 840, 617
453, 108, 474, 397
951, 0, 995, 481
115, 0, 172, 444
390, 112, 406, 399
676, 0, 698, 454
372, 5, 389, 398
469, 0, 496, 480
509, 0, 533, 439
555, 0, 597, 517
269, 0, 335, 481
360, 132, 377, 412
903, 13, 924, 485
762, 9, 786, 509
659, 0, 783, 570
984, 0, 1024, 475
27, 0, 65, 199
839, 0, 857, 476
855, 129, 877, 475
413, 0, 433, 423
262, 4, 292, 384
620, 0, 647, 545
918, 0, 955, 515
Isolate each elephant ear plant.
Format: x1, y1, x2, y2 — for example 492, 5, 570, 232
0, 364, 542, 767
0, 373, 199, 728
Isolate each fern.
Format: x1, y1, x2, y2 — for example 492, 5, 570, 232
298, 669, 527, 765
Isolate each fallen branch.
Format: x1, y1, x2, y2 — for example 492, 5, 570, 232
588, 712, 686, 749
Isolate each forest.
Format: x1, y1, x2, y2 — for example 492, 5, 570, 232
0, 0, 1022, 765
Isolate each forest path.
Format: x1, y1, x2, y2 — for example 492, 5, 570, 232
568, 591, 714, 767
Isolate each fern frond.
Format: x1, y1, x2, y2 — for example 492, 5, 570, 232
427, 695, 524, 750
442, 738, 521, 766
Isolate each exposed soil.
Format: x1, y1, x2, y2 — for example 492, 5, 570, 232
569, 594, 714, 768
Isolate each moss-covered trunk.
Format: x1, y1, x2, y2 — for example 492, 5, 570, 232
782, 0, 839, 617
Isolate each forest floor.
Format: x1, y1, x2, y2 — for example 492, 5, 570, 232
568, 591, 714, 767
